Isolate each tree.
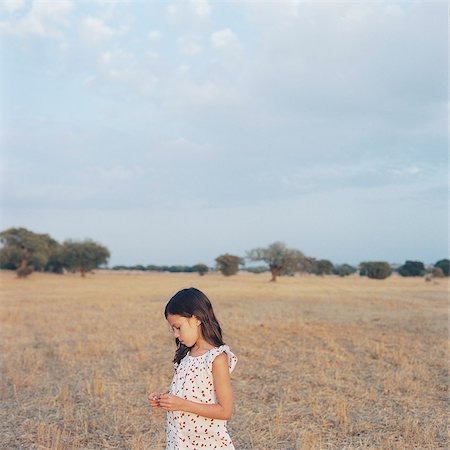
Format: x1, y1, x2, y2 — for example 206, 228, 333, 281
434, 259, 449, 277
333, 264, 357, 277
61, 239, 110, 277
247, 241, 308, 282
360, 262, 391, 280
193, 263, 209, 276
0, 227, 59, 278
431, 267, 445, 278
45, 245, 66, 274
215, 254, 244, 277
398, 260, 425, 277
311, 259, 334, 276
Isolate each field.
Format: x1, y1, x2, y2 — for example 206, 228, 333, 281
0, 270, 448, 449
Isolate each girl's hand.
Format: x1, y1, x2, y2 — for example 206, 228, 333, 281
148, 392, 162, 409
158, 393, 186, 412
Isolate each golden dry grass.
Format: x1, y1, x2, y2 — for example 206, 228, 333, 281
0, 270, 448, 449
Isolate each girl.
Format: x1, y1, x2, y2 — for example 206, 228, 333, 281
148, 287, 238, 449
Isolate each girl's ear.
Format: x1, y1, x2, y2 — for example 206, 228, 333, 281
193, 315, 201, 326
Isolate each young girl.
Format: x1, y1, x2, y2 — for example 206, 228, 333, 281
148, 287, 238, 449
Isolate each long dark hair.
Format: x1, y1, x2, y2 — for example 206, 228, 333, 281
164, 287, 225, 365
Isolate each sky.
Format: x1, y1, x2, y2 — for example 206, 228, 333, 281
0, 0, 448, 267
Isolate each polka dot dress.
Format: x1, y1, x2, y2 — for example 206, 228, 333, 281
166, 345, 238, 449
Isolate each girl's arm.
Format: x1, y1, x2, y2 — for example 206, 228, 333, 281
158, 353, 234, 420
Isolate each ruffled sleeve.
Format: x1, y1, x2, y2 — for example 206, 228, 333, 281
206, 345, 237, 375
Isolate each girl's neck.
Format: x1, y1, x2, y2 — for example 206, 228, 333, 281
190, 339, 214, 355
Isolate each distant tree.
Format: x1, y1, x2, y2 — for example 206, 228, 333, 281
146, 265, 164, 272
360, 261, 391, 280
398, 260, 425, 277
311, 259, 334, 276
167, 265, 194, 273
215, 254, 244, 277
333, 264, 357, 277
431, 267, 445, 278
193, 263, 209, 276
247, 241, 308, 282
244, 265, 270, 274
61, 239, 110, 277
0, 227, 59, 278
434, 259, 449, 277
45, 245, 65, 274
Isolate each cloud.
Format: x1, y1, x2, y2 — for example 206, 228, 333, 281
388, 167, 420, 177
0, 0, 73, 40
211, 28, 239, 49
79, 16, 117, 43
148, 30, 161, 41
166, 0, 211, 24
189, 0, 211, 18
96, 48, 160, 95
91, 165, 143, 183
156, 137, 216, 160
1, 0, 26, 13
177, 35, 203, 55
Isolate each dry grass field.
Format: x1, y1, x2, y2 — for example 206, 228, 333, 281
0, 270, 448, 449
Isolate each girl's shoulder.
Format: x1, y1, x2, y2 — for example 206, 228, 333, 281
204, 345, 238, 374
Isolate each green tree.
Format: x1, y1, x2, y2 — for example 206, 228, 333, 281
398, 260, 425, 277
215, 254, 244, 277
45, 245, 66, 274
311, 259, 334, 276
360, 261, 391, 280
193, 263, 209, 276
247, 241, 308, 282
0, 227, 59, 277
333, 264, 357, 277
61, 239, 110, 277
434, 259, 449, 277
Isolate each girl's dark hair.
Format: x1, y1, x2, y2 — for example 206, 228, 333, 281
164, 287, 225, 365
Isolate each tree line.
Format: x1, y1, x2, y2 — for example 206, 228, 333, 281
213, 242, 449, 281
1, 229, 448, 281
0, 228, 109, 277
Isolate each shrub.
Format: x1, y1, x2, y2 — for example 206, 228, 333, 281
215, 254, 244, 277
398, 260, 425, 277
434, 259, 449, 277
311, 259, 334, 275
333, 264, 357, 277
431, 267, 445, 278
193, 264, 209, 276
360, 262, 391, 280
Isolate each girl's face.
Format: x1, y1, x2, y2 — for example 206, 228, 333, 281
166, 314, 201, 347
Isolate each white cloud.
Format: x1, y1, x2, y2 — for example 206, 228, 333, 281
93, 165, 142, 182
211, 28, 239, 49
177, 35, 202, 55
167, 0, 210, 24
341, 6, 372, 27
0, 0, 73, 40
189, 0, 211, 18
80, 16, 115, 42
154, 137, 216, 160
1, 0, 26, 13
166, 4, 177, 16
31, 0, 73, 23
99, 49, 135, 79
83, 75, 96, 87
96, 48, 159, 94
148, 30, 161, 41
389, 167, 420, 176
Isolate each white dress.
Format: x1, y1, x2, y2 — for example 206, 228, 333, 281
165, 345, 238, 449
